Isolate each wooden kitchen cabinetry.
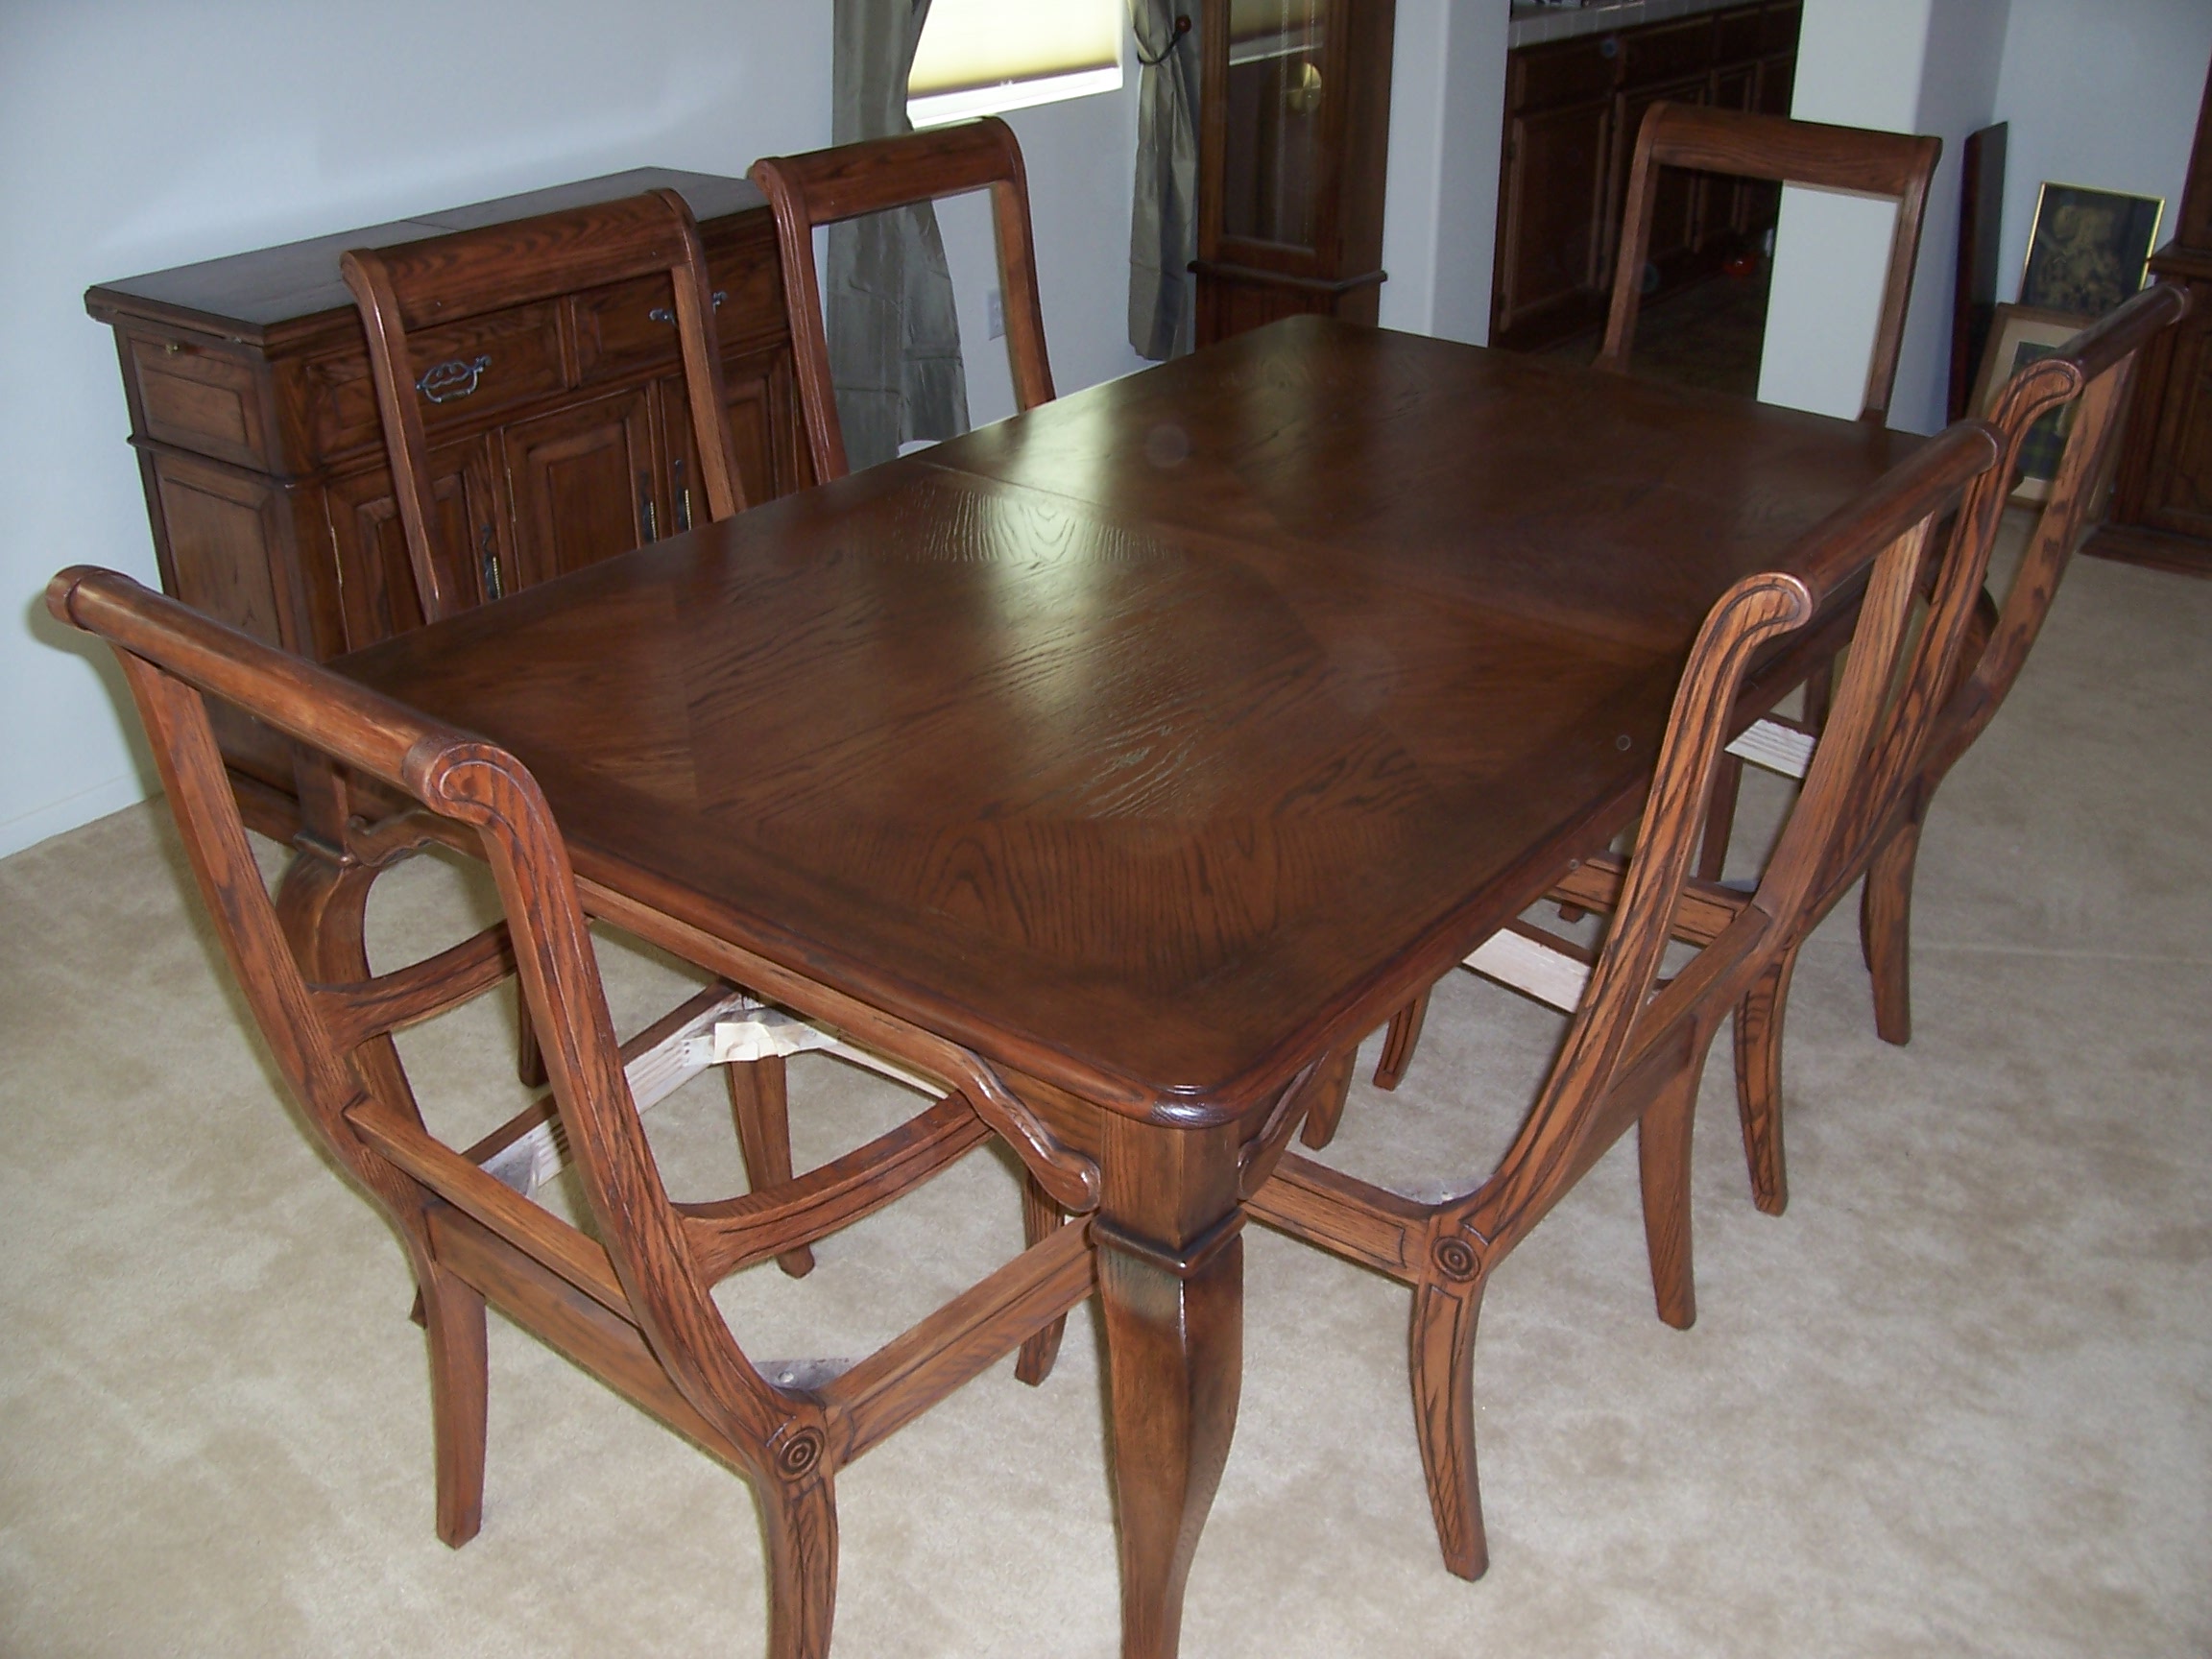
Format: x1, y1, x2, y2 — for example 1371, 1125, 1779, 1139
85, 169, 810, 815
1493, 0, 1799, 352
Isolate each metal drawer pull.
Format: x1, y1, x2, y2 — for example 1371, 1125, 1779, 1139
649, 290, 727, 325
417, 353, 492, 403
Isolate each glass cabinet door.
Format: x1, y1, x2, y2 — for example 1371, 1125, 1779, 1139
1220, 0, 1328, 251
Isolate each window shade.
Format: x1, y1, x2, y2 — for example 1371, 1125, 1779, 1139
908, 0, 1121, 98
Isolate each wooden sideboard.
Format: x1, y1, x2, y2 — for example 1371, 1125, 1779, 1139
1492, 0, 1799, 353
2092, 59, 2212, 578
85, 168, 811, 810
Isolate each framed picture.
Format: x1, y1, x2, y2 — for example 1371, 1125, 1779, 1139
1970, 303, 2089, 504
2018, 182, 2163, 318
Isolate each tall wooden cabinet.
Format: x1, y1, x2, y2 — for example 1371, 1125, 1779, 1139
1194, 0, 1398, 345
85, 169, 810, 809
1492, 0, 1799, 353
2093, 58, 2212, 578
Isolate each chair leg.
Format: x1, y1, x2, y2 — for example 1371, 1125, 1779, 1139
1861, 806, 1925, 1048
759, 1468, 839, 1659
1695, 751, 1745, 884
1015, 1173, 1069, 1386
726, 1054, 815, 1278
1732, 941, 1801, 1216
1637, 1065, 1700, 1331
516, 995, 547, 1089
1407, 1270, 1490, 1581
1372, 985, 1433, 1093
1801, 656, 1834, 733
421, 1262, 488, 1548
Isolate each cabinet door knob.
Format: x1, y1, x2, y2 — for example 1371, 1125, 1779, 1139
417, 354, 492, 404
648, 290, 727, 325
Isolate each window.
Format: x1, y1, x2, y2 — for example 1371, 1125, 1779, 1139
907, 0, 1124, 129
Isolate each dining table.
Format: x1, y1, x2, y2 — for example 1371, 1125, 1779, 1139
329, 314, 1916, 1657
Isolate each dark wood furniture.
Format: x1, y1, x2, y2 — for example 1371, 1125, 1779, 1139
2093, 58, 2212, 577
342, 188, 747, 623
1717, 286, 2193, 1212
1193, 0, 1397, 344
1950, 122, 2009, 421
1252, 419, 2000, 1579
750, 118, 1053, 483
1597, 102, 1939, 421
1494, 0, 1801, 353
83, 169, 810, 819
50, 565, 1104, 1659
1592, 99, 1938, 885
316, 317, 1919, 1653
339, 183, 809, 1225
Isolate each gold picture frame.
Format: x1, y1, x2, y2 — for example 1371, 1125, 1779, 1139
1970, 302, 2090, 505
2018, 181, 2164, 319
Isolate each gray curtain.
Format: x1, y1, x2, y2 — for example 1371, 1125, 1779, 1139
829, 0, 969, 469
1128, 1, 1202, 359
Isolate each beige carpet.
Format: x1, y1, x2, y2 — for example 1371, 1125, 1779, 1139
4, 523, 2208, 1656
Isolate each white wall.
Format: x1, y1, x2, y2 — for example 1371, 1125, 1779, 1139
1992, 0, 2212, 291
1762, 0, 2211, 430
1757, 0, 1938, 421
1428, 2, 1513, 345
0, 0, 1149, 858
1891, 0, 2014, 430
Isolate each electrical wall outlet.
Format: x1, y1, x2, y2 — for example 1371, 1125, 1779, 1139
986, 287, 1005, 340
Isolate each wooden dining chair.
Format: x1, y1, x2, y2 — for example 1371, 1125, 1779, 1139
1251, 421, 2004, 1581
342, 187, 746, 628
1711, 282, 2192, 1207
1597, 103, 1943, 886
343, 189, 789, 1211
749, 117, 1054, 483
1597, 102, 1941, 422
48, 566, 1102, 1659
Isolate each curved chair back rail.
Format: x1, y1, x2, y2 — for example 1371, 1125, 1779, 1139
342, 188, 745, 623
750, 116, 1054, 483
47, 565, 1099, 1659
1596, 102, 1942, 422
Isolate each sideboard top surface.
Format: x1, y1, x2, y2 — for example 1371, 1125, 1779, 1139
84, 168, 768, 341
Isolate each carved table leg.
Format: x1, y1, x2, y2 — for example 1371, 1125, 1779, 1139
1095, 1114, 1246, 1659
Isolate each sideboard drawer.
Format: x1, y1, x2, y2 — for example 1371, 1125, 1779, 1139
128, 336, 272, 469
572, 275, 688, 386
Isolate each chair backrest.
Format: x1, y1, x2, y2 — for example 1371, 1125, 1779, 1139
46, 565, 812, 1460
1917, 281, 2191, 789
750, 117, 1054, 483
1789, 281, 2191, 920
1596, 103, 1942, 422
342, 189, 745, 625
1470, 419, 2003, 1248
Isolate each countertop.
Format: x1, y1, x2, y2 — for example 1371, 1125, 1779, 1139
1508, 0, 1756, 49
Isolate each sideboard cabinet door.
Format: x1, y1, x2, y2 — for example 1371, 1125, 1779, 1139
325, 438, 505, 653
502, 388, 660, 586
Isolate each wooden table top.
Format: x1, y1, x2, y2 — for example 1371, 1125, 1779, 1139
338, 317, 1913, 1125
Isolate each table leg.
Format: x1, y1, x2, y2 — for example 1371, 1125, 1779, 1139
1095, 1115, 1246, 1659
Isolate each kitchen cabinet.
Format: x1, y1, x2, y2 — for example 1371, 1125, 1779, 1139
1492, 0, 1800, 353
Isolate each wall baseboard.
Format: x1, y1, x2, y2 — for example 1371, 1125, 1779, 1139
0, 776, 151, 864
